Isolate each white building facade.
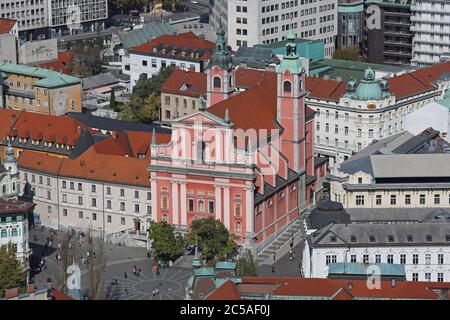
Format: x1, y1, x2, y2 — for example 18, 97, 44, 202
411, 0, 450, 67
308, 65, 450, 166
226, 0, 338, 57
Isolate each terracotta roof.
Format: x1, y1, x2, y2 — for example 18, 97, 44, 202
160, 68, 207, 98
5, 111, 85, 146
19, 148, 151, 187
130, 32, 215, 62
0, 198, 35, 215
18, 150, 64, 175
388, 62, 450, 99
38, 52, 73, 74
206, 281, 241, 300
0, 18, 17, 34
305, 76, 348, 102
92, 134, 131, 156
0, 109, 20, 141
124, 130, 171, 158
234, 67, 276, 90
207, 78, 278, 132
235, 277, 450, 300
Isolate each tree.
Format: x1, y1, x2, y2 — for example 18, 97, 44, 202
0, 243, 26, 298
332, 46, 362, 61
132, 66, 175, 99
85, 232, 107, 300
236, 249, 257, 277
67, 40, 103, 77
186, 218, 237, 266
118, 94, 160, 123
109, 88, 117, 111
148, 221, 183, 262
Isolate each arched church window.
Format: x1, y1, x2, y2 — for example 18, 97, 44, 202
213, 77, 222, 88
283, 81, 292, 93
236, 222, 241, 236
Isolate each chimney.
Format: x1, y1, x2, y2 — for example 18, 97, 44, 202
347, 283, 353, 291
391, 278, 396, 288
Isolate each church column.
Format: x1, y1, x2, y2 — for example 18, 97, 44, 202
223, 186, 230, 230
151, 177, 158, 222
180, 182, 187, 229
215, 184, 222, 222
172, 182, 179, 227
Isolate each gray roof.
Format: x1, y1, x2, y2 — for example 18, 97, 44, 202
82, 72, 120, 91
233, 46, 280, 69
310, 222, 450, 247
371, 153, 450, 178
346, 207, 449, 223
119, 23, 173, 50
308, 200, 351, 229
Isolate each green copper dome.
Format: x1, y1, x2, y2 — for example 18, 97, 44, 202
345, 67, 391, 101
206, 23, 233, 70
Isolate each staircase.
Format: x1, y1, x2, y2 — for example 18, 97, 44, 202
256, 216, 307, 265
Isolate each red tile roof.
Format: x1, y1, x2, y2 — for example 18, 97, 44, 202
0, 109, 20, 141
305, 76, 348, 102
0, 198, 35, 215
206, 281, 241, 300
0, 18, 17, 34
38, 52, 73, 74
130, 32, 215, 62
124, 130, 171, 158
92, 134, 131, 156
6, 111, 85, 146
388, 62, 450, 99
18, 147, 151, 187
232, 277, 450, 300
160, 68, 207, 98
234, 67, 276, 90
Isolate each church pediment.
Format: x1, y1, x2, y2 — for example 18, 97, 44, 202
173, 111, 231, 127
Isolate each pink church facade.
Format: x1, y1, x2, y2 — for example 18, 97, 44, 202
149, 30, 327, 253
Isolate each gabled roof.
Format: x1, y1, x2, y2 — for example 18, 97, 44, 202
160, 68, 206, 98
206, 281, 241, 300
305, 76, 348, 102
129, 32, 215, 62
0, 109, 20, 141
0, 18, 17, 34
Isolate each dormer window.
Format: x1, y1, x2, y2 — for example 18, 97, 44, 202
426, 235, 433, 242
388, 235, 395, 242
350, 235, 357, 242
369, 235, 375, 242
330, 236, 337, 242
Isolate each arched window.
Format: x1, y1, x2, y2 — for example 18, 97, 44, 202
283, 80, 292, 93
213, 76, 222, 88
236, 222, 241, 236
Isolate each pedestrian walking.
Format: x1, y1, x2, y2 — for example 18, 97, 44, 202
125, 288, 128, 294
155, 288, 159, 295
114, 279, 118, 286
271, 265, 275, 274
133, 265, 137, 276
124, 271, 127, 279
152, 289, 156, 297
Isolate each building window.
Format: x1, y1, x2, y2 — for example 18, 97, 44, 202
47, 191, 51, 200
121, 217, 125, 225
438, 254, 444, 265
363, 254, 369, 263
107, 215, 112, 223
325, 255, 337, 265
387, 254, 393, 264
438, 273, 444, 282
62, 194, 67, 203
92, 213, 97, 221
147, 206, 152, 215
213, 77, 221, 88
405, 194, 411, 205
198, 200, 205, 213
420, 194, 426, 205
147, 192, 151, 200
107, 200, 111, 209
375, 255, 381, 263
91, 198, 97, 207
376, 195, 382, 205
350, 255, 356, 263
412, 273, 418, 281
425, 253, 431, 265
188, 199, 194, 212
208, 201, 214, 214
120, 202, 126, 211
78, 196, 83, 205
283, 81, 292, 93
390, 195, 396, 205
135, 190, 139, 199
107, 187, 111, 195
425, 273, 431, 282
91, 185, 96, 193
78, 183, 82, 191
161, 196, 168, 210
234, 202, 241, 217
69, 182, 74, 190
120, 189, 125, 197
79, 211, 83, 219
434, 194, 440, 205
134, 204, 139, 213
413, 254, 419, 265
62, 181, 66, 189
355, 195, 364, 206
63, 209, 67, 216
400, 254, 406, 264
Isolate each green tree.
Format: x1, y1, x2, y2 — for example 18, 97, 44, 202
148, 221, 183, 262
236, 249, 257, 277
132, 66, 175, 99
186, 218, 237, 266
109, 88, 117, 111
67, 40, 103, 77
119, 94, 160, 123
332, 46, 362, 61
0, 243, 26, 298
